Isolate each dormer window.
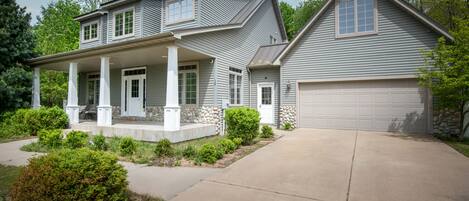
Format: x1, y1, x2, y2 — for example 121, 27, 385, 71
336, 0, 377, 38
114, 7, 134, 39
166, 0, 194, 24
82, 21, 99, 42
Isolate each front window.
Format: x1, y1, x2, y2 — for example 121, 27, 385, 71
166, 0, 194, 24
337, 0, 376, 37
114, 8, 134, 38
178, 64, 198, 105
83, 22, 98, 42
229, 67, 242, 105
87, 74, 100, 105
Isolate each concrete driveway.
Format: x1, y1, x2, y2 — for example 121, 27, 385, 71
171, 129, 469, 201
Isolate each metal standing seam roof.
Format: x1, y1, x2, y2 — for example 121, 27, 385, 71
248, 43, 288, 67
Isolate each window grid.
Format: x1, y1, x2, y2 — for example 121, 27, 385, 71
178, 65, 197, 105
261, 87, 272, 105
87, 75, 100, 105
338, 0, 375, 36
229, 69, 242, 105
114, 9, 134, 38
131, 79, 139, 98
166, 0, 194, 24
83, 22, 98, 41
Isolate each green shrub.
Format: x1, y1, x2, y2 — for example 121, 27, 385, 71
38, 129, 63, 148
92, 133, 108, 151
225, 107, 260, 145
196, 143, 223, 164
119, 137, 137, 156
260, 125, 274, 138
10, 148, 128, 201
64, 131, 89, 149
0, 107, 68, 139
219, 139, 236, 154
283, 122, 293, 130
154, 139, 174, 157
232, 137, 243, 148
182, 145, 197, 159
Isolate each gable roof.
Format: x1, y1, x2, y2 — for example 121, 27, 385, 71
173, 0, 288, 41
248, 43, 288, 68
275, 0, 453, 64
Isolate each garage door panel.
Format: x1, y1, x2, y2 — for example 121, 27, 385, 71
298, 79, 428, 133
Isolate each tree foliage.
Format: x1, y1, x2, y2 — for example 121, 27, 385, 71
279, 0, 326, 40
0, 0, 34, 73
279, 2, 295, 40
41, 70, 68, 107
418, 19, 469, 138
405, 0, 469, 31
78, 0, 101, 13
0, 67, 32, 113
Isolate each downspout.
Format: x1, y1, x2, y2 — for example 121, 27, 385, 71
246, 66, 252, 108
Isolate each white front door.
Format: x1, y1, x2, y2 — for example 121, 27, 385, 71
122, 68, 146, 117
257, 83, 274, 124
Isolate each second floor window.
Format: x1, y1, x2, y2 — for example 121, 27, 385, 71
337, 0, 376, 37
114, 8, 134, 38
166, 0, 194, 24
83, 22, 98, 42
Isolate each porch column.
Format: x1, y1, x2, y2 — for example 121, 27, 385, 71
32, 67, 41, 109
164, 45, 180, 131
97, 56, 112, 126
66, 63, 80, 124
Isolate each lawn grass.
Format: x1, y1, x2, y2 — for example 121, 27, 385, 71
0, 165, 22, 200
437, 136, 469, 158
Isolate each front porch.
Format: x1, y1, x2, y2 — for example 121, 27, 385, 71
71, 120, 216, 143
29, 36, 221, 141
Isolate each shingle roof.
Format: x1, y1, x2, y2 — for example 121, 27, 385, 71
249, 43, 288, 67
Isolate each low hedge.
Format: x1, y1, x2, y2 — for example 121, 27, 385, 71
225, 107, 260, 145
64, 131, 89, 149
10, 148, 128, 201
0, 107, 68, 139
38, 129, 63, 149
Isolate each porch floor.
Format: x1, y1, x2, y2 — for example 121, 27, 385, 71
70, 120, 217, 143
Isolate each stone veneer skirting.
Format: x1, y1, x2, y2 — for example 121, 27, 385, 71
433, 108, 461, 136
112, 105, 223, 133
280, 105, 296, 128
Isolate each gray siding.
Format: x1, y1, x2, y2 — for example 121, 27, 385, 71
249, 68, 280, 125
280, 0, 439, 104
142, 0, 162, 37
199, 0, 250, 26
176, 0, 282, 106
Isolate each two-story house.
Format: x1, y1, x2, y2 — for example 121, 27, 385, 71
29, 0, 287, 141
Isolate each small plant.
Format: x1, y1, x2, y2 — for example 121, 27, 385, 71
154, 139, 174, 157
219, 138, 236, 154
10, 148, 128, 201
92, 133, 108, 151
182, 145, 197, 159
225, 107, 260, 145
64, 131, 89, 149
119, 137, 137, 156
282, 122, 293, 130
38, 129, 63, 148
196, 143, 224, 164
232, 137, 243, 148
260, 125, 274, 138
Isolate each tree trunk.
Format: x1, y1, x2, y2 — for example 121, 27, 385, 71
459, 101, 469, 140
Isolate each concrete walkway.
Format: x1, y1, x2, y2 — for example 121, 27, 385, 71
171, 129, 469, 201
0, 139, 221, 200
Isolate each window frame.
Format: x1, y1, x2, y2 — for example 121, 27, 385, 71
335, 0, 378, 38
229, 67, 243, 106
178, 62, 199, 106
112, 6, 136, 40
81, 20, 100, 43
165, 0, 196, 25
86, 72, 100, 105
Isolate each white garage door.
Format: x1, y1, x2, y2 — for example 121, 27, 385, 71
298, 79, 429, 133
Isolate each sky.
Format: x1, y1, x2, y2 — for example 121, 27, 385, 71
16, 0, 303, 25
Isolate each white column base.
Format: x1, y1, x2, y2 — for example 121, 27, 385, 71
164, 106, 180, 131
97, 106, 112, 127
66, 105, 80, 124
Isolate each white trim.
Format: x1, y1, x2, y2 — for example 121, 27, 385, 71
295, 75, 416, 83
257, 82, 275, 124
334, 0, 378, 38
81, 20, 100, 43
178, 61, 200, 106
164, 0, 196, 26
112, 6, 136, 40
121, 66, 147, 117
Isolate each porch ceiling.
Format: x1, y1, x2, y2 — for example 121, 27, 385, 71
33, 44, 212, 73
